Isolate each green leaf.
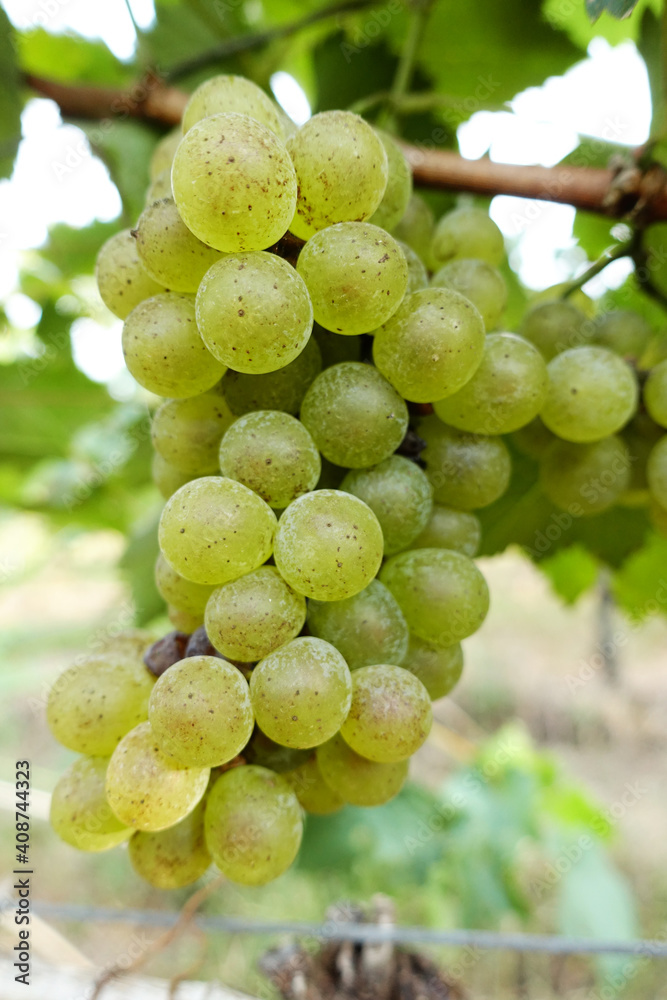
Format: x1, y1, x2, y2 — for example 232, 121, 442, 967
140, 3, 227, 75
17, 30, 129, 85
573, 212, 617, 261
612, 532, 667, 619
0, 8, 22, 179
81, 119, 155, 224
42, 220, 120, 279
539, 545, 600, 604
586, 0, 642, 19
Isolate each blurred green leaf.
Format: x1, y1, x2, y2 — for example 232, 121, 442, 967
573, 212, 616, 260
18, 30, 129, 85
539, 545, 600, 604
120, 512, 162, 625
587, 0, 643, 20
612, 532, 667, 619
81, 119, 155, 224
42, 220, 120, 278
0, 8, 22, 179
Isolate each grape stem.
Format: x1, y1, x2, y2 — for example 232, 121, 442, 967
559, 241, 634, 299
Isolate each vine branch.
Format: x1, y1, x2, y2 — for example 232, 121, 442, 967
23, 73, 667, 222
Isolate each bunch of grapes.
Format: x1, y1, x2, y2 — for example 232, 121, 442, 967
48, 74, 666, 892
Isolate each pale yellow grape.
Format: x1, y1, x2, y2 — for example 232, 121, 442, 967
145, 168, 172, 204
150, 128, 181, 180
408, 505, 481, 557
50, 756, 132, 852
286, 111, 388, 239
369, 128, 412, 231
151, 452, 192, 499
340, 664, 432, 762
134, 198, 226, 293
431, 205, 504, 267
168, 606, 204, 633
403, 635, 464, 700
97, 629, 156, 661
151, 389, 235, 475
380, 548, 489, 646
300, 362, 408, 469
250, 636, 352, 748
647, 436, 667, 507
392, 193, 434, 268
47, 653, 155, 756
171, 113, 297, 252
218, 410, 320, 508
205, 566, 306, 662
95, 229, 164, 319
397, 240, 428, 294
122, 293, 225, 399
431, 258, 507, 330
129, 800, 211, 889
511, 417, 556, 459
182, 74, 285, 137
592, 310, 651, 358
532, 283, 595, 316
159, 477, 276, 585
148, 655, 254, 767
433, 332, 548, 435
285, 756, 345, 815
274, 489, 383, 601
155, 552, 215, 617
373, 288, 485, 403
317, 733, 408, 807
106, 721, 209, 832
645, 360, 667, 428
307, 579, 408, 671
540, 436, 631, 515
221, 336, 322, 416
420, 416, 511, 509
541, 346, 638, 443
519, 300, 588, 360
196, 252, 313, 374
296, 222, 407, 335
341, 456, 433, 555
204, 765, 303, 885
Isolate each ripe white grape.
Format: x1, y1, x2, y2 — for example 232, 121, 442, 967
221, 336, 322, 416
645, 360, 667, 428
540, 436, 631, 515
419, 415, 512, 509
317, 732, 408, 807
519, 300, 588, 360
340, 664, 432, 763
403, 635, 464, 700
407, 504, 481, 557
431, 205, 504, 267
182, 74, 285, 137
134, 198, 226, 293
129, 800, 211, 888
50, 756, 132, 852
431, 257, 507, 331
151, 389, 235, 475
96, 229, 164, 319
392, 193, 435, 269
340, 456, 433, 554
155, 552, 215, 618
369, 128, 412, 231
285, 756, 345, 815
647, 436, 667, 508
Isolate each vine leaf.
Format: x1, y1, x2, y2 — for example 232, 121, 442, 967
0, 8, 22, 179
586, 0, 642, 21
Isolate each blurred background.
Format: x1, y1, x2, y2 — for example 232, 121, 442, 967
0, 1, 666, 997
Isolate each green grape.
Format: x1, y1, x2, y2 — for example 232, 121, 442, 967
286, 111, 388, 239
408, 504, 481, 557
431, 205, 504, 268
152, 452, 192, 499
373, 288, 485, 403
106, 721, 209, 832
592, 310, 651, 358
221, 336, 322, 416
205, 765, 302, 885
519, 300, 588, 360
649, 497, 667, 536
182, 74, 285, 137
397, 240, 428, 295
274, 489, 383, 600
152, 389, 235, 475
531, 283, 595, 317
618, 412, 663, 505
250, 636, 352, 748
403, 635, 464, 700
129, 800, 211, 889
47, 653, 155, 756
150, 128, 181, 180
645, 360, 667, 428
340, 664, 432, 763
433, 332, 548, 435
134, 198, 226, 293
155, 552, 215, 617
97, 629, 156, 661
50, 756, 132, 852
431, 258, 507, 330
205, 566, 306, 662
158, 476, 276, 585
243, 728, 311, 773
313, 325, 362, 366
307, 579, 409, 670
540, 436, 631, 515
196, 252, 313, 374
340, 456, 433, 555
392, 193, 435, 269
123, 293, 225, 399
380, 548, 489, 646
419, 416, 512, 509
541, 346, 638, 443
511, 417, 556, 459
218, 410, 320, 508
369, 129, 412, 231
168, 606, 204, 633
317, 733, 408, 807
285, 756, 345, 815
296, 222, 407, 335
95, 229, 164, 320
172, 113, 297, 253
300, 362, 408, 469
148, 655, 254, 767
647, 436, 667, 507
145, 168, 172, 205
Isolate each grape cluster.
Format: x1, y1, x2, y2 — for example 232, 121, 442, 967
49, 73, 666, 891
